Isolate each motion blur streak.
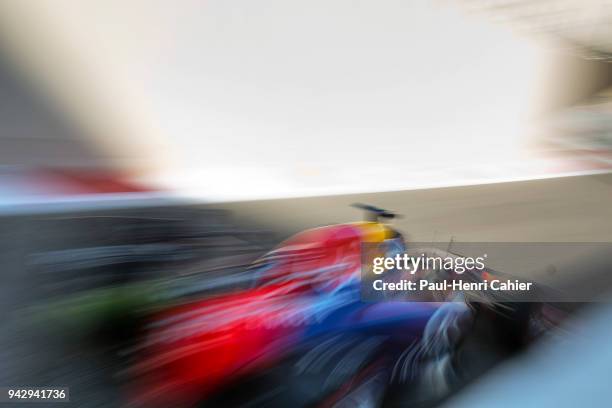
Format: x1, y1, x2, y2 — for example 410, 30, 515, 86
0, 1, 612, 408
0, 0, 596, 200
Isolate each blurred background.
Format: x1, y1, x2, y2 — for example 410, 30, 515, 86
1, 0, 612, 407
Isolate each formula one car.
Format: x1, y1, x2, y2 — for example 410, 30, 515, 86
127, 204, 560, 407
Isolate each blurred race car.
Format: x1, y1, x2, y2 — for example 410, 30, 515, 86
127, 205, 558, 408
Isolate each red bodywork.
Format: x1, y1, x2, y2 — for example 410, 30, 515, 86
129, 224, 365, 407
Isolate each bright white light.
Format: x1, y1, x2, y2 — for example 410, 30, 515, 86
4, 1, 553, 201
